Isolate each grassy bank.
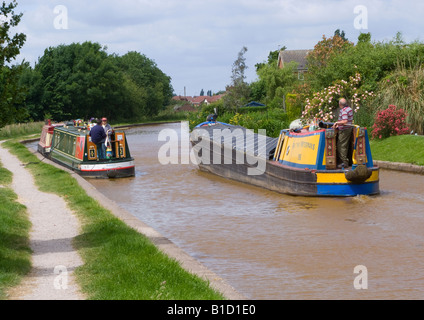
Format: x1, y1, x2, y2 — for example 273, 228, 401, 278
0, 160, 32, 300
370, 134, 424, 166
2, 139, 224, 300
0, 122, 44, 140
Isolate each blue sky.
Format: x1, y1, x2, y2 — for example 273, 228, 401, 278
11, 0, 424, 97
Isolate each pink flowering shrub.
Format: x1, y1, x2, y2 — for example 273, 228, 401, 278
301, 72, 374, 123
372, 105, 410, 139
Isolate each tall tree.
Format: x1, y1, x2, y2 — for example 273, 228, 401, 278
223, 46, 251, 111
334, 29, 348, 41
231, 46, 248, 86
114, 51, 173, 117
19, 44, 174, 122
28, 42, 124, 121
306, 33, 354, 89
0, 0, 27, 127
256, 61, 298, 104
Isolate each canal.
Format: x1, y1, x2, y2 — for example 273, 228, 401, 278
87, 122, 424, 299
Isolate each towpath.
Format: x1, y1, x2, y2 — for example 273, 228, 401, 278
0, 140, 246, 300
0, 142, 85, 300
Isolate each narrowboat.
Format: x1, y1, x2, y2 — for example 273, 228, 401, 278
38, 120, 135, 178
37, 120, 64, 155
190, 117, 379, 197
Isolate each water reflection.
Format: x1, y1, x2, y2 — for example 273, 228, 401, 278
86, 122, 424, 300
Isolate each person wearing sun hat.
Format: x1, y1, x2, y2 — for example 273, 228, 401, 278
101, 117, 112, 135
102, 117, 114, 158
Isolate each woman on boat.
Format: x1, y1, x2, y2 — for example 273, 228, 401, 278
89, 119, 106, 159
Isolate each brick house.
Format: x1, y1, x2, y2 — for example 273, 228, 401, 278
277, 49, 311, 80
172, 94, 225, 107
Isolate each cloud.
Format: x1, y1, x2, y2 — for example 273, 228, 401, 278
12, 0, 424, 95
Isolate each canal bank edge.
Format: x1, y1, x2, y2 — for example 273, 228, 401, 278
373, 160, 424, 175
25, 141, 247, 300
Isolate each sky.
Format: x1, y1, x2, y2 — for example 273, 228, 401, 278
8, 0, 424, 97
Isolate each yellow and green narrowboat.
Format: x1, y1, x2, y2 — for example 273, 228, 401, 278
38, 121, 135, 178
191, 119, 379, 197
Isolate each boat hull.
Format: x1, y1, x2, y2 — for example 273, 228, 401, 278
79, 164, 135, 179
197, 160, 379, 197
191, 123, 379, 197
50, 151, 135, 178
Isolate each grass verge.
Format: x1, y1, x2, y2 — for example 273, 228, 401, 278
370, 134, 424, 166
0, 122, 44, 140
0, 158, 32, 300
2, 139, 224, 300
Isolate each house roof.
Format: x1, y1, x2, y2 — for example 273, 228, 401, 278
173, 94, 225, 105
190, 96, 208, 104
207, 94, 225, 103
172, 95, 190, 101
278, 49, 311, 71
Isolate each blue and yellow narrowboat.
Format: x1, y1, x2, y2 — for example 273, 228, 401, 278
38, 121, 135, 178
191, 119, 379, 197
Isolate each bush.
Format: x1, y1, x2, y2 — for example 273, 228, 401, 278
372, 62, 424, 134
301, 72, 374, 123
371, 105, 410, 139
285, 93, 302, 122
228, 109, 288, 137
187, 102, 288, 137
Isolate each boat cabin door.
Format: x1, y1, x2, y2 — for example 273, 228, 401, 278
114, 132, 126, 158
87, 136, 98, 160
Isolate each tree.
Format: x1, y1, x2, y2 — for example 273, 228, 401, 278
306, 33, 354, 89
255, 45, 286, 72
223, 46, 251, 111
200, 89, 204, 96
114, 51, 173, 117
20, 45, 174, 122
0, 0, 27, 127
334, 29, 348, 41
26, 42, 124, 121
256, 61, 298, 104
357, 32, 371, 44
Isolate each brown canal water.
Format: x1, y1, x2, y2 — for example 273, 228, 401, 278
86, 122, 424, 299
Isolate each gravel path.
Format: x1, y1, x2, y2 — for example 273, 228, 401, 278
0, 142, 85, 300
0, 140, 246, 300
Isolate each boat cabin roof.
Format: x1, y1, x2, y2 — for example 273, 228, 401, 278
194, 123, 278, 159
54, 125, 89, 136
